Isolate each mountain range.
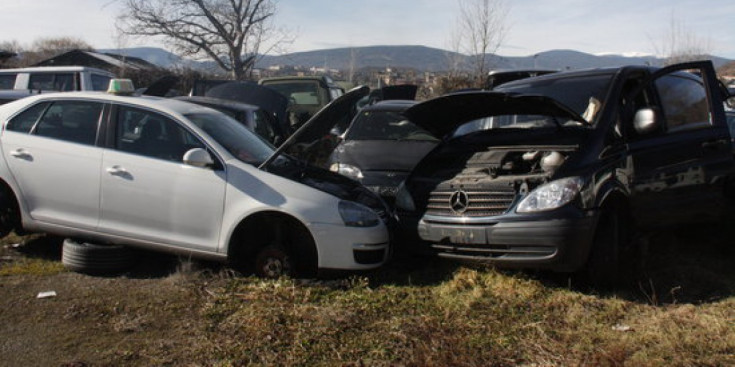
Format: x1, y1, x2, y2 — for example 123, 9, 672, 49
102, 45, 733, 73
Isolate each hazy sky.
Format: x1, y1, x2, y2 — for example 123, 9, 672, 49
1, 0, 733, 59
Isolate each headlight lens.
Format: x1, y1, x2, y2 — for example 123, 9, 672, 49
329, 163, 363, 181
338, 200, 380, 227
516, 177, 583, 213
394, 182, 416, 211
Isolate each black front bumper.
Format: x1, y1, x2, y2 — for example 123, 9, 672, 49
397, 208, 599, 272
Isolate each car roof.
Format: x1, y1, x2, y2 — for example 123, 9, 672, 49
0, 66, 114, 75
497, 65, 655, 89
174, 96, 259, 112
7, 91, 215, 117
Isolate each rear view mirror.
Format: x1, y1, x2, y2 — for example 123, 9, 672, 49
183, 148, 214, 168
633, 108, 659, 135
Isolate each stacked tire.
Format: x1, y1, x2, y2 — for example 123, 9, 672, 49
61, 239, 137, 275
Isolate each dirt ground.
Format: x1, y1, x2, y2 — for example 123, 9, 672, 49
1, 222, 734, 366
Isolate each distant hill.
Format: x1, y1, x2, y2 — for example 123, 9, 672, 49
102, 45, 733, 73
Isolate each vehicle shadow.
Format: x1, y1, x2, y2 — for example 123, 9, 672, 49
540, 222, 735, 305
4, 234, 64, 262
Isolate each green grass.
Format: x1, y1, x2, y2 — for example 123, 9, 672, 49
1, 223, 734, 366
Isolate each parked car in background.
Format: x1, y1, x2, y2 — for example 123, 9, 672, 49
0, 81, 390, 278
205, 81, 292, 137
0, 66, 115, 105
328, 100, 438, 203
174, 96, 286, 146
259, 76, 345, 130
396, 61, 733, 285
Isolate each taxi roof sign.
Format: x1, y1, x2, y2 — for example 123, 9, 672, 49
107, 79, 135, 95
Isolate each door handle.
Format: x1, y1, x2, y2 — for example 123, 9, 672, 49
9, 149, 32, 160
105, 166, 128, 176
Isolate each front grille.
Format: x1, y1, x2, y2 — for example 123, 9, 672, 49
426, 188, 516, 217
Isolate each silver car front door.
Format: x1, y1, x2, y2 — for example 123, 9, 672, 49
98, 106, 226, 252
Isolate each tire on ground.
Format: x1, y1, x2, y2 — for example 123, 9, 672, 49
61, 238, 137, 274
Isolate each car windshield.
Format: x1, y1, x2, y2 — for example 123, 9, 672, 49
495, 73, 614, 123
452, 73, 614, 137
264, 81, 321, 106
346, 110, 438, 142
452, 114, 583, 137
185, 112, 274, 165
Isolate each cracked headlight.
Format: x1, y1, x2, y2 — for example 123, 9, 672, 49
516, 177, 583, 213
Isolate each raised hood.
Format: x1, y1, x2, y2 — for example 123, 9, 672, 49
206, 81, 290, 133
259, 85, 370, 169
404, 91, 587, 139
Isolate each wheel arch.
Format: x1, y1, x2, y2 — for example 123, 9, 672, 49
0, 177, 23, 234
226, 210, 319, 276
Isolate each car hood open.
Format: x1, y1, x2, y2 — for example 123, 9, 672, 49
403, 91, 587, 139
259, 85, 369, 169
206, 82, 290, 133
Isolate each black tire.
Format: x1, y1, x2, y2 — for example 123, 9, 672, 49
254, 245, 293, 279
582, 206, 629, 289
61, 239, 137, 275
0, 187, 19, 239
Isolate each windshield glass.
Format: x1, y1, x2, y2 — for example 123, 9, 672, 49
185, 112, 274, 165
495, 73, 614, 122
450, 73, 614, 137
264, 81, 321, 106
452, 114, 582, 137
346, 110, 438, 142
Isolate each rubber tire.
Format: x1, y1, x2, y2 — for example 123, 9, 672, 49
583, 207, 624, 289
254, 245, 293, 279
62, 239, 137, 275
0, 188, 19, 239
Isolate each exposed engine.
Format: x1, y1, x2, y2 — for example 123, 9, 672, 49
420, 147, 573, 217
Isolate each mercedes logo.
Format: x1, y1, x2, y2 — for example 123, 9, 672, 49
449, 190, 470, 214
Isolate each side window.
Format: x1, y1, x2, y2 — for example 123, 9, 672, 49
0, 74, 17, 90
115, 106, 204, 162
6, 102, 50, 133
655, 72, 711, 131
253, 110, 276, 143
33, 101, 103, 145
91, 74, 112, 91
29, 73, 76, 91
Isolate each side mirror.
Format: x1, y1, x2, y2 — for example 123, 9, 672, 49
633, 108, 659, 135
183, 148, 214, 168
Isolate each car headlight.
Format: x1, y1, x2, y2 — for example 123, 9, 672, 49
516, 177, 583, 213
330, 163, 363, 181
394, 182, 416, 211
338, 200, 380, 227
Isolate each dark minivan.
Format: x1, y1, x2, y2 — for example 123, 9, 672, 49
396, 61, 733, 284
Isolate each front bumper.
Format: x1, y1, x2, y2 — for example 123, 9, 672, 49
398, 209, 599, 272
310, 222, 391, 270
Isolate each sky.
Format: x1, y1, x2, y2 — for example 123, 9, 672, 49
0, 0, 733, 59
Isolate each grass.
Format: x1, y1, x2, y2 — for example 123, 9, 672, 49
1, 222, 734, 366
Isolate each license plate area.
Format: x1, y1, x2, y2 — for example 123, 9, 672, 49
438, 226, 487, 244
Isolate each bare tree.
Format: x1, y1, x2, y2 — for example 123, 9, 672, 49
652, 13, 712, 65
455, 0, 509, 85
118, 0, 292, 80
8, 37, 94, 67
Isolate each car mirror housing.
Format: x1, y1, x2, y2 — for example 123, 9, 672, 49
183, 148, 214, 168
633, 108, 659, 135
